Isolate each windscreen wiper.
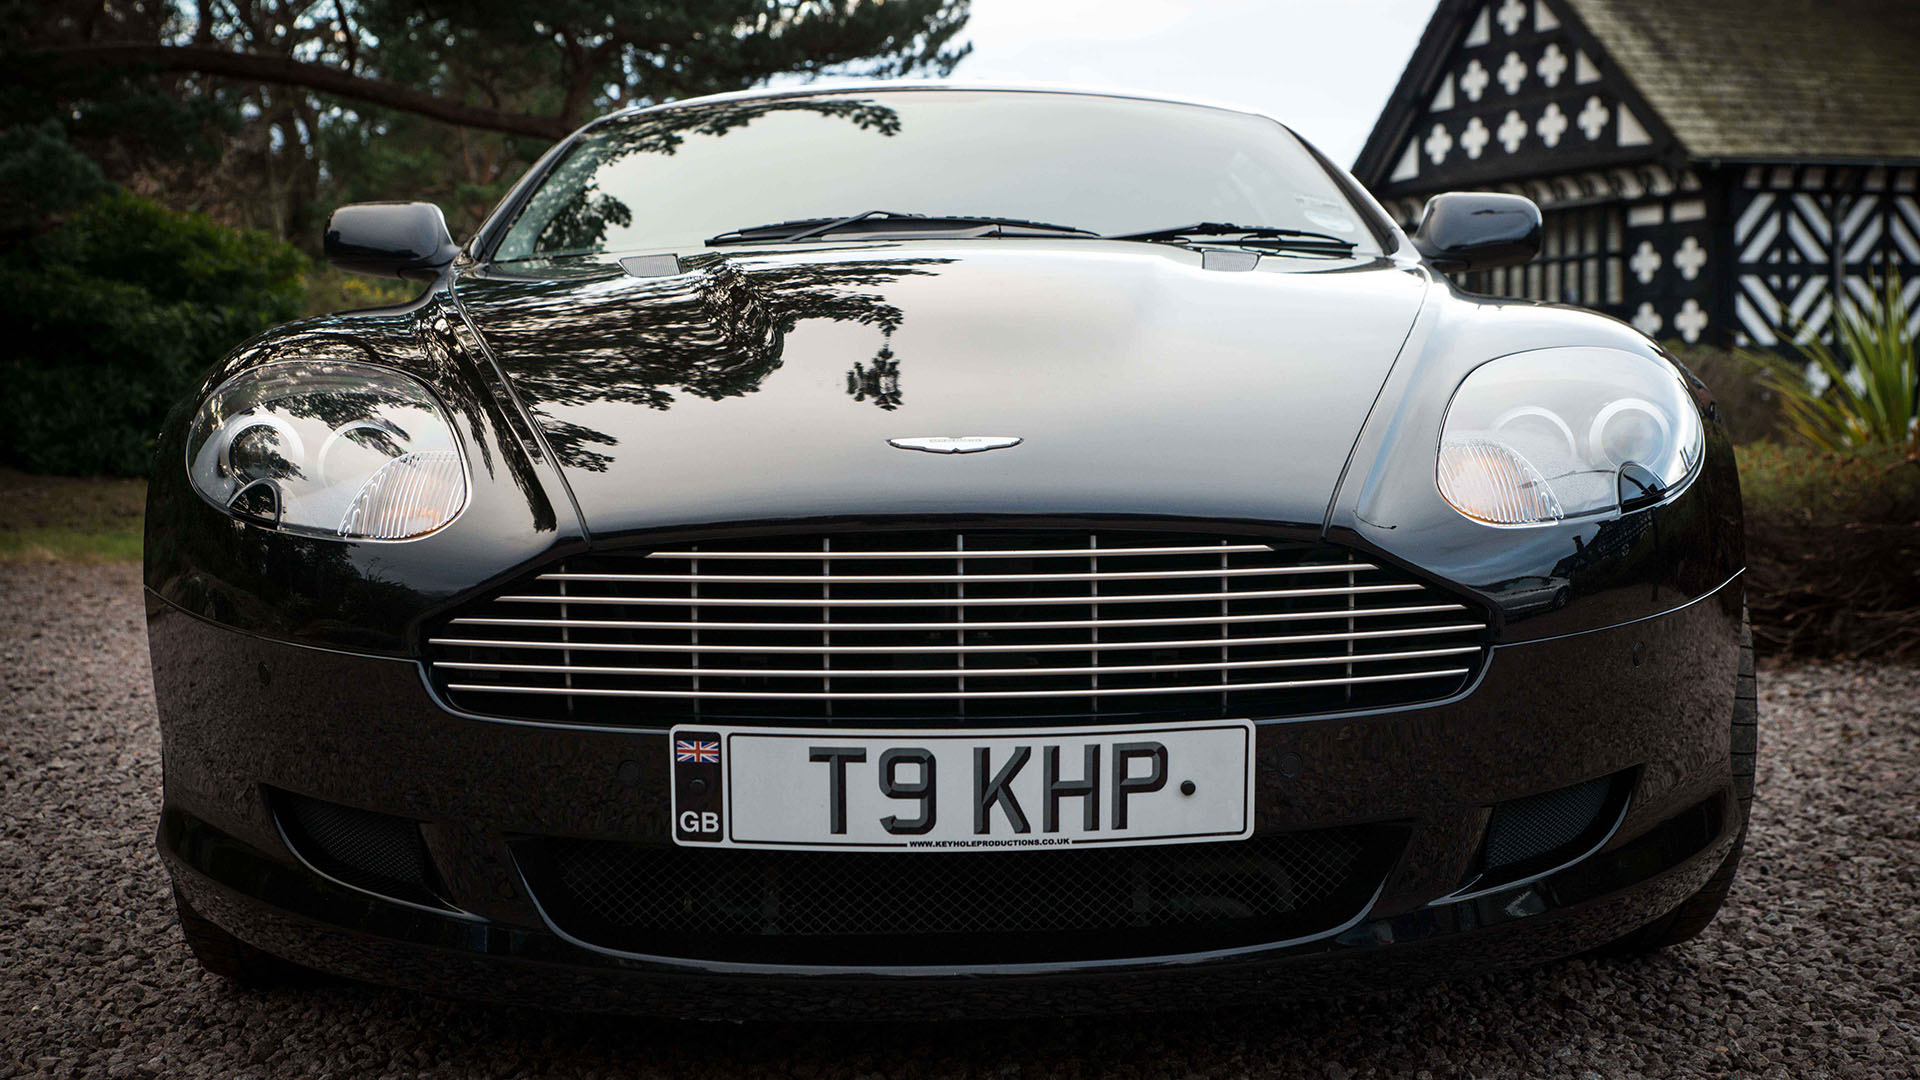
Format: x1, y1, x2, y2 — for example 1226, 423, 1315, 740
1105, 221, 1357, 255
707, 211, 1101, 246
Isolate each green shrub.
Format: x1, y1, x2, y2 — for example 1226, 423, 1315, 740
1738, 442, 1920, 659
1739, 278, 1918, 452
0, 120, 111, 234
0, 191, 305, 476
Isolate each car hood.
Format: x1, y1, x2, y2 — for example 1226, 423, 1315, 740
453, 242, 1429, 539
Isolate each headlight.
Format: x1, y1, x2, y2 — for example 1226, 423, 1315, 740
1437, 349, 1702, 526
186, 361, 468, 540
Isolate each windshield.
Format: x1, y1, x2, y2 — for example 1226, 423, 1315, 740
490, 90, 1382, 261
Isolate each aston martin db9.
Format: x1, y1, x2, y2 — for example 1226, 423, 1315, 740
147, 86, 1753, 1018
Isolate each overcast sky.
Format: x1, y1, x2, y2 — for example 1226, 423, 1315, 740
941, 0, 1439, 166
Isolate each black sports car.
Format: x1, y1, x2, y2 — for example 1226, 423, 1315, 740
147, 86, 1753, 1018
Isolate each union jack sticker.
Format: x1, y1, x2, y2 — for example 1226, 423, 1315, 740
675, 739, 720, 764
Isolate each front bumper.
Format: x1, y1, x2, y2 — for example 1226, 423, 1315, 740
152, 578, 1742, 1019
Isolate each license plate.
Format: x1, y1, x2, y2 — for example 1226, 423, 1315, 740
670, 721, 1253, 851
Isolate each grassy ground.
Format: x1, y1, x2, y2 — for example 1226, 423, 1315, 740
0, 467, 145, 563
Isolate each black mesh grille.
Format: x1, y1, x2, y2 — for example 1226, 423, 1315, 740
429, 528, 1488, 727
517, 827, 1401, 964
1482, 777, 1614, 872
275, 791, 444, 908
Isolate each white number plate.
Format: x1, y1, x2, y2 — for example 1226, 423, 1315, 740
669, 720, 1253, 851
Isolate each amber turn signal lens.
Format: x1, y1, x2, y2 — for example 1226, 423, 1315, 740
1437, 437, 1565, 525
337, 451, 466, 540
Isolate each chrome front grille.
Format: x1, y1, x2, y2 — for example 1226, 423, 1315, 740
428, 529, 1488, 726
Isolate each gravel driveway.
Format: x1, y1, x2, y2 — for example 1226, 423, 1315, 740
4, 562, 1916, 1079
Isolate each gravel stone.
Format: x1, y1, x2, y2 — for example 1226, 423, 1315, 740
3, 562, 1917, 1079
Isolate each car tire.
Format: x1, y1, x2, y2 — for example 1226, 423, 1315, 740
173, 885, 309, 987
1604, 604, 1757, 955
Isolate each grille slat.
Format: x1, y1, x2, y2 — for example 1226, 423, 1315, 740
436, 645, 1482, 679
534, 563, 1377, 584
447, 603, 1474, 634
447, 667, 1476, 700
488, 583, 1425, 608
429, 529, 1488, 726
425, 625, 1489, 654
636, 543, 1278, 559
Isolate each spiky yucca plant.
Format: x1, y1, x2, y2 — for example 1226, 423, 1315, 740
1740, 278, 1918, 452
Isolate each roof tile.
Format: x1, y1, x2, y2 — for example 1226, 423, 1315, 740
1562, 0, 1920, 161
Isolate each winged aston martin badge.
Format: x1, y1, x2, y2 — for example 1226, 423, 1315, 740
886, 436, 1024, 454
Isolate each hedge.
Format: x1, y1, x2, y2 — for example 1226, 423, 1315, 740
0, 190, 306, 476
1738, 443, 1920, 660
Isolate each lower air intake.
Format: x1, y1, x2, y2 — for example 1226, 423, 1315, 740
274, 791, 445, 909
1482, 776, 1616, 873
517, 827, 1403, 965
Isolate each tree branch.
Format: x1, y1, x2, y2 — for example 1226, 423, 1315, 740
28, 43, 571, 141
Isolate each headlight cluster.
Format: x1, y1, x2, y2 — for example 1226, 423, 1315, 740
187, 361, 468, 540
1437, 349, 1702, 526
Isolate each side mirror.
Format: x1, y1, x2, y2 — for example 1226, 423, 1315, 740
324, 202, 458, 279
1413, 193, 1541, 273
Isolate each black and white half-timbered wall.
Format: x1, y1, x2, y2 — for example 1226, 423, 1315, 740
1353, 0, 1920, 348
